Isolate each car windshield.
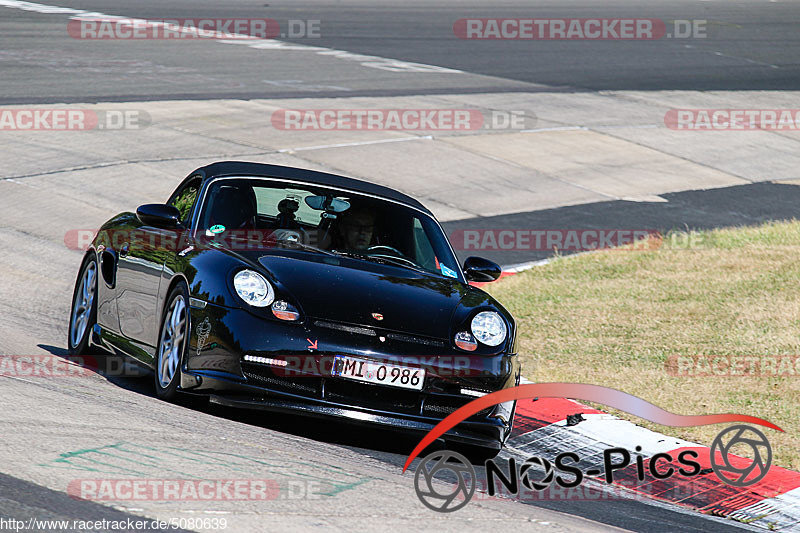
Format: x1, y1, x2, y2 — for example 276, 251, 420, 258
196, 178, 464, 281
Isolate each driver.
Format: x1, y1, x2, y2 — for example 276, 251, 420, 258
336, 208, 375, 251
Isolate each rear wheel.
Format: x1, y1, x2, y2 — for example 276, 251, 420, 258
155, 283, 189, 402
68, 256, 98, 356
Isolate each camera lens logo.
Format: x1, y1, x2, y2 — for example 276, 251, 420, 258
519, 456, 554, 490
710, 425, 772, 487
414, 451, 476, 512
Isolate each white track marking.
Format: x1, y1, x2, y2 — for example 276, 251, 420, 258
729, 487, 800, 530
277, 135, 433, 153
512, 378, 700, 467
508, 413, 699, 466
0, 0, 463, 74
520, 126, 589, 133
218, 39, 462, 73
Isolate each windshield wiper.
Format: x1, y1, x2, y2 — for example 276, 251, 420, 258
335, 251, 428, 274
274, 238, 338, 257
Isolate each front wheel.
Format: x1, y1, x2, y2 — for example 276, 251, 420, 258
155, 283, 190, 402
68, 256, 98, 356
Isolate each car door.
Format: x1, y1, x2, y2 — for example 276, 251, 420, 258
115, 179, 200, 354
114, 221, 173, 352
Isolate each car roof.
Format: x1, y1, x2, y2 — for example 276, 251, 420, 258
190, 161, 431, 215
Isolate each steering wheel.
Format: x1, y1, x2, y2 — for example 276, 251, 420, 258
367, 245, 406, 257
366, 245, 420, 268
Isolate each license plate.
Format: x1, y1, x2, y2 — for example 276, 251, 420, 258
333, 356, 425, 390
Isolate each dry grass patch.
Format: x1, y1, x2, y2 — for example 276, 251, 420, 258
486, 220, 800, 470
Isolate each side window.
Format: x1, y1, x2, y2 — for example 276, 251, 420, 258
413, 218, 436, 271
169, 179, 201, 224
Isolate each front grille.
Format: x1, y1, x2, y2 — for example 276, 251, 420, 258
241, 357, 494, 421
314, 319, 447, 348
314, 320, 376, 336
242, 363, 319, 397
423, 395, 493, 419
324, 379, 420, 415
385, 332, 446, 348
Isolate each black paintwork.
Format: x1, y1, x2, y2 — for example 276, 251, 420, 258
136, 203, 181, 228
81, 162, 519, 449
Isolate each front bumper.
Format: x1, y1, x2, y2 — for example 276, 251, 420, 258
183, 302, 520, 448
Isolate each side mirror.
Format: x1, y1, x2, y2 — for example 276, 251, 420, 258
463, 256, 502, 282
136, 204, 181, 228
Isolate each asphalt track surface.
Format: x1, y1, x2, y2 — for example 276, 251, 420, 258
0, 1, 795, 532
1, 0, 799, 104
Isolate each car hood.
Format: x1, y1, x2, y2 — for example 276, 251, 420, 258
255, 252, 471, 339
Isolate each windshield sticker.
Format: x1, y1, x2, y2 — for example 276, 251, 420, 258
440, 264, 457, 279
207, 224, 226, 236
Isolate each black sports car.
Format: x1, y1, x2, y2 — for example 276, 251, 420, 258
68, 162, 519, 455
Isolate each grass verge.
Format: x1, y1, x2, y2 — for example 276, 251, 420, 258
485, 220, 800, 471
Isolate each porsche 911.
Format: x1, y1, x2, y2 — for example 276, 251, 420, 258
68, 161, 519, 457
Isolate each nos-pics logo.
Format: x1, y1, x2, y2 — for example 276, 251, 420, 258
404, 384, 780, 512
414, 424, 773, 512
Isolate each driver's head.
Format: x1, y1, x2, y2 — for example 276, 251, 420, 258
339, 208, 375, 250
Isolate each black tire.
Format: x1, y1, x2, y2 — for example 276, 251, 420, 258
154, 283, 190, 402
68, 255, 98, 356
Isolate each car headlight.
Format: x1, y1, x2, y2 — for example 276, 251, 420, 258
470, 311, 507, 346
233, 270, 274, 307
